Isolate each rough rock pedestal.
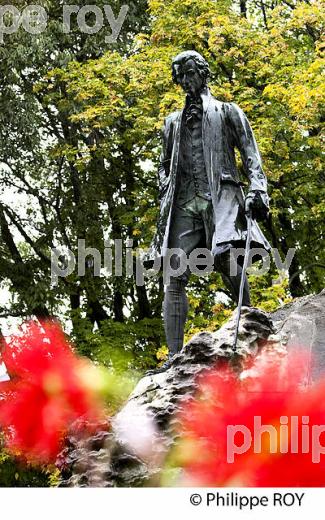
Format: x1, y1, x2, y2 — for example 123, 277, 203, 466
60, 290, 325, 487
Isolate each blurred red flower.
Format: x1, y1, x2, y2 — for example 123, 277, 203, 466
177, 350, 325, 487
0, 321, 106, 463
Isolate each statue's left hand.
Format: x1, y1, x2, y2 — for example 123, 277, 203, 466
245, 190, 269, 220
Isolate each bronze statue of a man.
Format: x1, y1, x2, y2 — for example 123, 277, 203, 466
146, 51, 270, 372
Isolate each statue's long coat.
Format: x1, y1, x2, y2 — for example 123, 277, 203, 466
145, 88, 270, 268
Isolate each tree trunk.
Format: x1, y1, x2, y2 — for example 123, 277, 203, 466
240, 0, 247, 17
278, 212, 305, 297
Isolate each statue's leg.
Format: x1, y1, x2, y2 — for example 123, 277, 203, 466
163, 272, 189, 356
163, 204, 204, 356
214, 250, 251, 306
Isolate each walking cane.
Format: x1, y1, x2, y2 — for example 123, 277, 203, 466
232, 206, 253, 352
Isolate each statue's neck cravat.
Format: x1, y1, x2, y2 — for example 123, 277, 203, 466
184, 95, 203, 128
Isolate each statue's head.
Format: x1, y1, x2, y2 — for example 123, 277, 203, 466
172, 50, 210, 97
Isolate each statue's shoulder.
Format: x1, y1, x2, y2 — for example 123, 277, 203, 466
209, 95, 233, 115
161, 111, 182, 136
213, 101, 244, 126
165, 110, 181, 125
221, 101, 242, 117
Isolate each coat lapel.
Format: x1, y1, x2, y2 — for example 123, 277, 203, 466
201, 86, 212, 128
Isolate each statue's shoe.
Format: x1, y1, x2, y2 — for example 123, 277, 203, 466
145, 356, 176, 376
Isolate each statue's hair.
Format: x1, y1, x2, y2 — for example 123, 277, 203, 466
172, 51, 210, 85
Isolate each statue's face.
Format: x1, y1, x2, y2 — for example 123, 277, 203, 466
176, 58, 205, 97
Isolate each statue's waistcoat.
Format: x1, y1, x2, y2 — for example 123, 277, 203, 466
176, 102, 211, 205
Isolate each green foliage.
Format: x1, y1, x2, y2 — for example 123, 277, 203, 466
250, 274, 292, 312
73, 316, 165, 372
0, 444, 59, 487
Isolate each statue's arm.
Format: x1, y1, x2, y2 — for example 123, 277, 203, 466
227, 102, 269, 217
